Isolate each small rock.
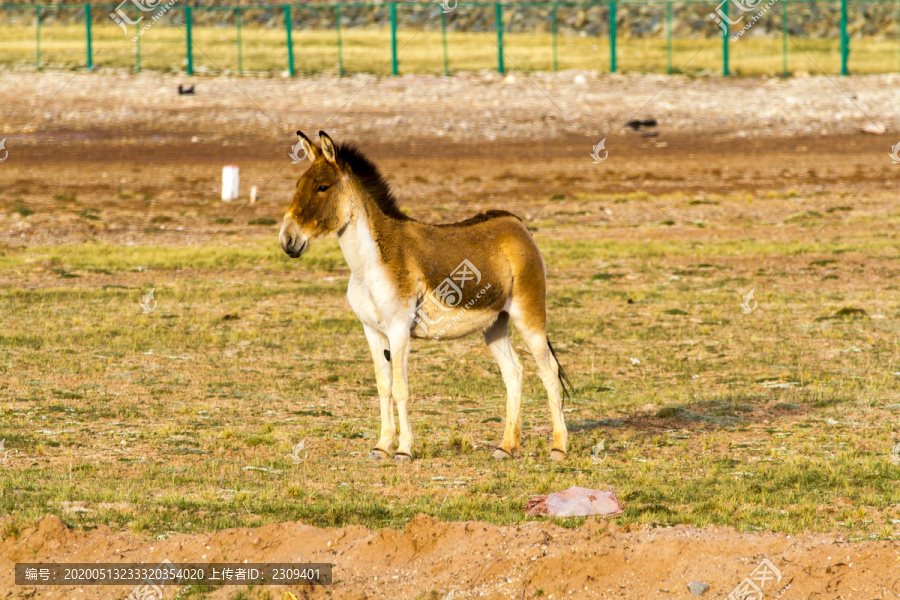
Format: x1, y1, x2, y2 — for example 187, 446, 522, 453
860, 122, 886, 135
687, 581, 710, 595
574, 74, 587, 85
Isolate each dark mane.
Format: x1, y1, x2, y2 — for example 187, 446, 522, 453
337, 143, 521, 227
338, 142, 411, 221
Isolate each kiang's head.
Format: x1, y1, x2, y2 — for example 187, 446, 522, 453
280, 130, 351, 258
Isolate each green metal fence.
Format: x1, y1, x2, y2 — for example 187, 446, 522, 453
1, 1, 900, 76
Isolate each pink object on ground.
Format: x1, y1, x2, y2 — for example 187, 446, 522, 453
525, 486, 623, 517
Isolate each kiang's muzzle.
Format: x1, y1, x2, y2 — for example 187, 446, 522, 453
279, 217, 308, 259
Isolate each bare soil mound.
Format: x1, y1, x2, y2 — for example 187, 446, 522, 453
4, 515, 897, 599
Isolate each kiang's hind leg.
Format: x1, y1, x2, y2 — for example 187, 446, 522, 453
510, 294, 569, 461
362, 324, 395, 459
483, 311, 524, 460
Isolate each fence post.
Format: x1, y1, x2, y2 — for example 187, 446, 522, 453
496, 3, 504, 74
85, 4, 93, 70
285, 5, 295, 77
781, 0, 787, 77
336, 5, 344, 76
390, 3, 398, 75
551, 3, 558, 72
609, 2, 617, 73
666, 1, 672, 75
840, 0, 848, 75
721, 0, 729, 76
236, 8, 243, 75
441, 9, 449, 76
35, 5, 41, 70
135, 6, 141, 73
185, 6, 193, 75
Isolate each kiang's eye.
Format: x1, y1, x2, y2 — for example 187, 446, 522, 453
317, 185, 330, 193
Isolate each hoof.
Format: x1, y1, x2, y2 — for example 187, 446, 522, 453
369, 448, 391, 460
493, 448, 513, 460
394, 452, 413, 463
550, 449, 567, 461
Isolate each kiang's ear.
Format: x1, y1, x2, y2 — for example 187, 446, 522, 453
297, 130, 318, 161
319, 131, 337, 165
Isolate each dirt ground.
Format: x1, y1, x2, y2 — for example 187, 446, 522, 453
3, 514, 899, 599
3, 129, 898, 254
2, 71, 900, 599
2, 72, 899, 252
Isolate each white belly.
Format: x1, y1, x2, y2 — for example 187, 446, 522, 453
411, 307, 499, 340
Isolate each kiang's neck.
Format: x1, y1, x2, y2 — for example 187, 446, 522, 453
336, 189, 393, 275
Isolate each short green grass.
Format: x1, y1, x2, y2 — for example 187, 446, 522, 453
1, 191, 899, 542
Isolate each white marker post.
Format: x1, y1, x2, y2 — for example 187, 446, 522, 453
222, 165, 239, 202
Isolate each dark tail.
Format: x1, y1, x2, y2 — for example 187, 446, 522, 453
547, 338, 574, 406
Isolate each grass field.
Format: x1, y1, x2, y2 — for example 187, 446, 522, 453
2, 186, 900, 543
1, 22, 900, 76
2, 56, 900, 598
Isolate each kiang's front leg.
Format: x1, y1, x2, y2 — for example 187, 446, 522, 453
362, 324, 395, 459
387, 325, 414, 462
